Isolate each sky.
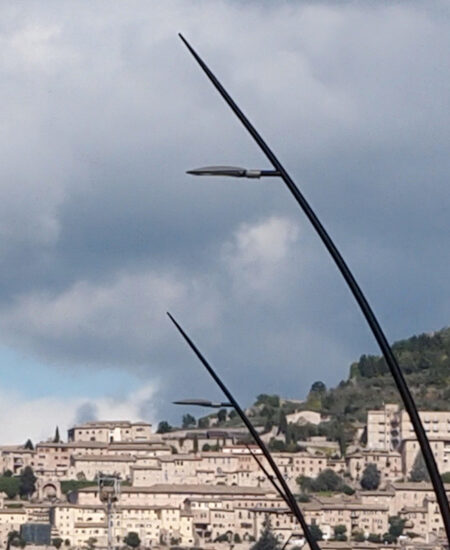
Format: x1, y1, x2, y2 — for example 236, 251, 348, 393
0, 0, 449, 444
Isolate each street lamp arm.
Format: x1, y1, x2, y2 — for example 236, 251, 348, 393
178, 33, 450, 543
167, 312, 321, 550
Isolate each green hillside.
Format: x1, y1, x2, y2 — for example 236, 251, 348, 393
316, 326, 450, 422
188, 326, 450, 453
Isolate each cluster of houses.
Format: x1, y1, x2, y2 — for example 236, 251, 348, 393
1, 406, 450, 549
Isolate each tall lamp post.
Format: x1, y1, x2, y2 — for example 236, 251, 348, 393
168, 312, 322, 550
179, 34, 450, 543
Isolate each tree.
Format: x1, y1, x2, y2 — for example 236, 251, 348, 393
251, 517, 280, 550
123, 532, 141, 549
24, 439, 33, 451
268, 438, 286, 452
19, 466, 36, 499
388, 516, 406, 540
217, 409, 227, 423
278, 411, 288, 436
52, 539, 63, 549
297, 475, 313, 493
410, 451, 430, 482
261, 405, 275, 419
0, 476, 20, 498
343, 485, 355, 495
287, 423, 318, 443
312, 469, 344, 492
53, 427, 60, 443
85, 538, 97, 550
297, 469, 349, 494
156, 421, 172, 434
334, 525, 347, 541
308, 524, 323, 542
7, 530, 25, 549
215, 534, 230, 543
256, 394, 280, 408
383, 533, 396, 544
198, 417, 209, 429
234, 533, 242, 543
310, 381, 326, 394
360, 463, 381, 490
263, 419, 274, 434
182, 414, 196, 429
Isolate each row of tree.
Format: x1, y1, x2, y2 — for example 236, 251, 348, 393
0, 467, 36, 499
250, 514, 408, 549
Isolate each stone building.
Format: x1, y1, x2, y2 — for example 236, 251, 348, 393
67, 421, 152, 444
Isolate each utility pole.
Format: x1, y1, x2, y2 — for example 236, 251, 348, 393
98, 474, 121, 550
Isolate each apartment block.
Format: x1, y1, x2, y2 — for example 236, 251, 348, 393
367, 404, 450, 453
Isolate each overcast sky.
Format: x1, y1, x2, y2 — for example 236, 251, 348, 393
0, 0, 449, 443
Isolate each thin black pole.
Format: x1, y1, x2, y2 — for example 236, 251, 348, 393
178, 34, 450, 543
167, 312, 321, 550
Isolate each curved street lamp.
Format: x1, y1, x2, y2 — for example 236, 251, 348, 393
179, 34, 450, 542
168, 312, 321, 550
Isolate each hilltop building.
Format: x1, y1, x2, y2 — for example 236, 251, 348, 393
67, 420, 152, 444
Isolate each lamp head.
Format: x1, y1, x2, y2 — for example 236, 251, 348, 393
187, 166, 248, 177
173, 398, 233, 408
187, 166, 279, 179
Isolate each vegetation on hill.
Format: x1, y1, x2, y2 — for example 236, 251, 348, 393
0, 467, 37, 499
189, 327, 450, 453
60, 480, 98, 495
297, 469, 354, 495
0, 476, 20, 499
311, 327, 450, 421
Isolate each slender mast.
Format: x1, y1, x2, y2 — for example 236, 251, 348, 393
168, 312, 322, 550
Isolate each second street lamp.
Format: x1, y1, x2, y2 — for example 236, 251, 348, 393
168, 312, 321, 550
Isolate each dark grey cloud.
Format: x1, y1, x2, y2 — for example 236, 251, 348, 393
0, 1, 449, 412
75, 402, 98, 424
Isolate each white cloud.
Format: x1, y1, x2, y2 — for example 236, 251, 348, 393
222, 216, 300, 300
0, 268, 221, 366
0, 383, 158, 445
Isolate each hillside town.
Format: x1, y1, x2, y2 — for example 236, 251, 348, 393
0, 405, 449, 550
